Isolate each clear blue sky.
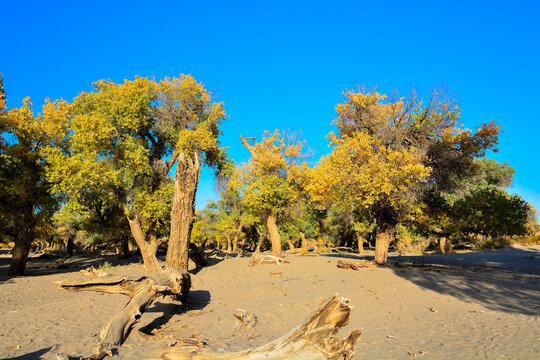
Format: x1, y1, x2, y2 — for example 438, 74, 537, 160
2, 0, 539, 217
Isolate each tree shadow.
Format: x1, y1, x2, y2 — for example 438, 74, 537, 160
0, 346, 54, 360
139, 290, 211, 336
390, 264, 540, 316
395, 246, 540, 275
0, 253, 147, 283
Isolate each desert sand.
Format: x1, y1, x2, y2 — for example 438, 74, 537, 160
1, 246, 539, 359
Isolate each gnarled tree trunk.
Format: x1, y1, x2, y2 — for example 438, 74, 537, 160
57, 270, 191, 358
126, 215, 161, 274
356, 233, 365, 254
374, 230, 393, 264
299, 232, 308, 249
267, 213, 282, 256
7, 214, 37, 276
167, 153, 201, 271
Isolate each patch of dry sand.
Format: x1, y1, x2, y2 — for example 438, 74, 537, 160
0, 252, 539, 359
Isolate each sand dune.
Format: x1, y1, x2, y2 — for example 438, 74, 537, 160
0, 248, 539, 359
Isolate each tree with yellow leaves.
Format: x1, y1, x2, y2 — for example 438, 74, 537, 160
44, 75, 229, 273
231, 131, 308, 255
0, 75, 65, 275
308, 87, 500, 263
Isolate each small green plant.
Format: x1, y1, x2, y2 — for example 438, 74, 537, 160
512, 269, 524, 282
298, 248, 310, 255
99, 261, 113, 271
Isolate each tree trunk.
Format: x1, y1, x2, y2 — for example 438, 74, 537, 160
267, 214, 282, 256
226, 235, 232, 253
287, 239, 294, 251
167, 153, 201, 271
374, 230, 392, 264
300, 232, 308, 249
126, 216, 161, 273
357, 233, 365, 254
7, 217, 37, 276
232, 223, 243, 253
120, 235, 131, 258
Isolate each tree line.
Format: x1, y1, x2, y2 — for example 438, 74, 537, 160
1, 75, 537, 276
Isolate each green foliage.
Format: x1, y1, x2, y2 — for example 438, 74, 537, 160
451, 184, 533, 238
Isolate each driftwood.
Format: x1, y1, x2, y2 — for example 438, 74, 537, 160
79, 266, 112, 278
233, 309, 257, 331
162, 295, 361, 360
337, 259, 379, 270
248, 253, 289, 267
46, 255, 70, 269
56, 270, 190, 359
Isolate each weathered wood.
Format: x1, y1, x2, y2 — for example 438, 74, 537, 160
266, 214, 282, 256
233, 309, 257, 331
337, 259, 379, 270
46, 255, 70, 269
80, 266, 112, 278
57, 270, 191, 358
167, 152, 201, 271
248, 253, 289, 267
162, 295, 362, 360
126, 215, 162, 273
374, 230, 392, 264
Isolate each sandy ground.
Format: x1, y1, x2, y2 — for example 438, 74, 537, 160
0, 246, 539, 360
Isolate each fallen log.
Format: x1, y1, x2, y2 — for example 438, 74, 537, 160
337, 259, 379, 270
162, 295, 362, 360
233, 309, 257, 332
56, 270, 190, 358
46, 255, 70, 269
80, 266, 112, 278
248, 253, 289, 267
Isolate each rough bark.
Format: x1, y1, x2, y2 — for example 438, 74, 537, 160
7, 218, 37, 276
232, 223, 243, 253
162, 295, 362, 360
267, 214, 282, 256
374, 230, 392, 264
249, 253, 289, 267
337, 259, 379, 270
57, 270, 191, 357
300, 232, 310, 249
167, 152, 201, 271
126, 215, 161, 273
356, 233, 365, 254
120, 235, 130, 258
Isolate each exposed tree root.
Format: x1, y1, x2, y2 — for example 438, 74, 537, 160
56, 270, 191, 359
161, 295, 362, 360
248, 253, 289, 267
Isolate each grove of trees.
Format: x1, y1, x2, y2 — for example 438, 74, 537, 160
1, 75, 537, 275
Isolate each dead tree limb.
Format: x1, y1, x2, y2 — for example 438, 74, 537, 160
56, 270, 191, 358
248, 253, 289, 267
80, 266, 112, 278
337, 259, 379, 270
162, 295, 361, 360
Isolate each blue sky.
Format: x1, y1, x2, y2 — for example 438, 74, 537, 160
2, 0, 539, 217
